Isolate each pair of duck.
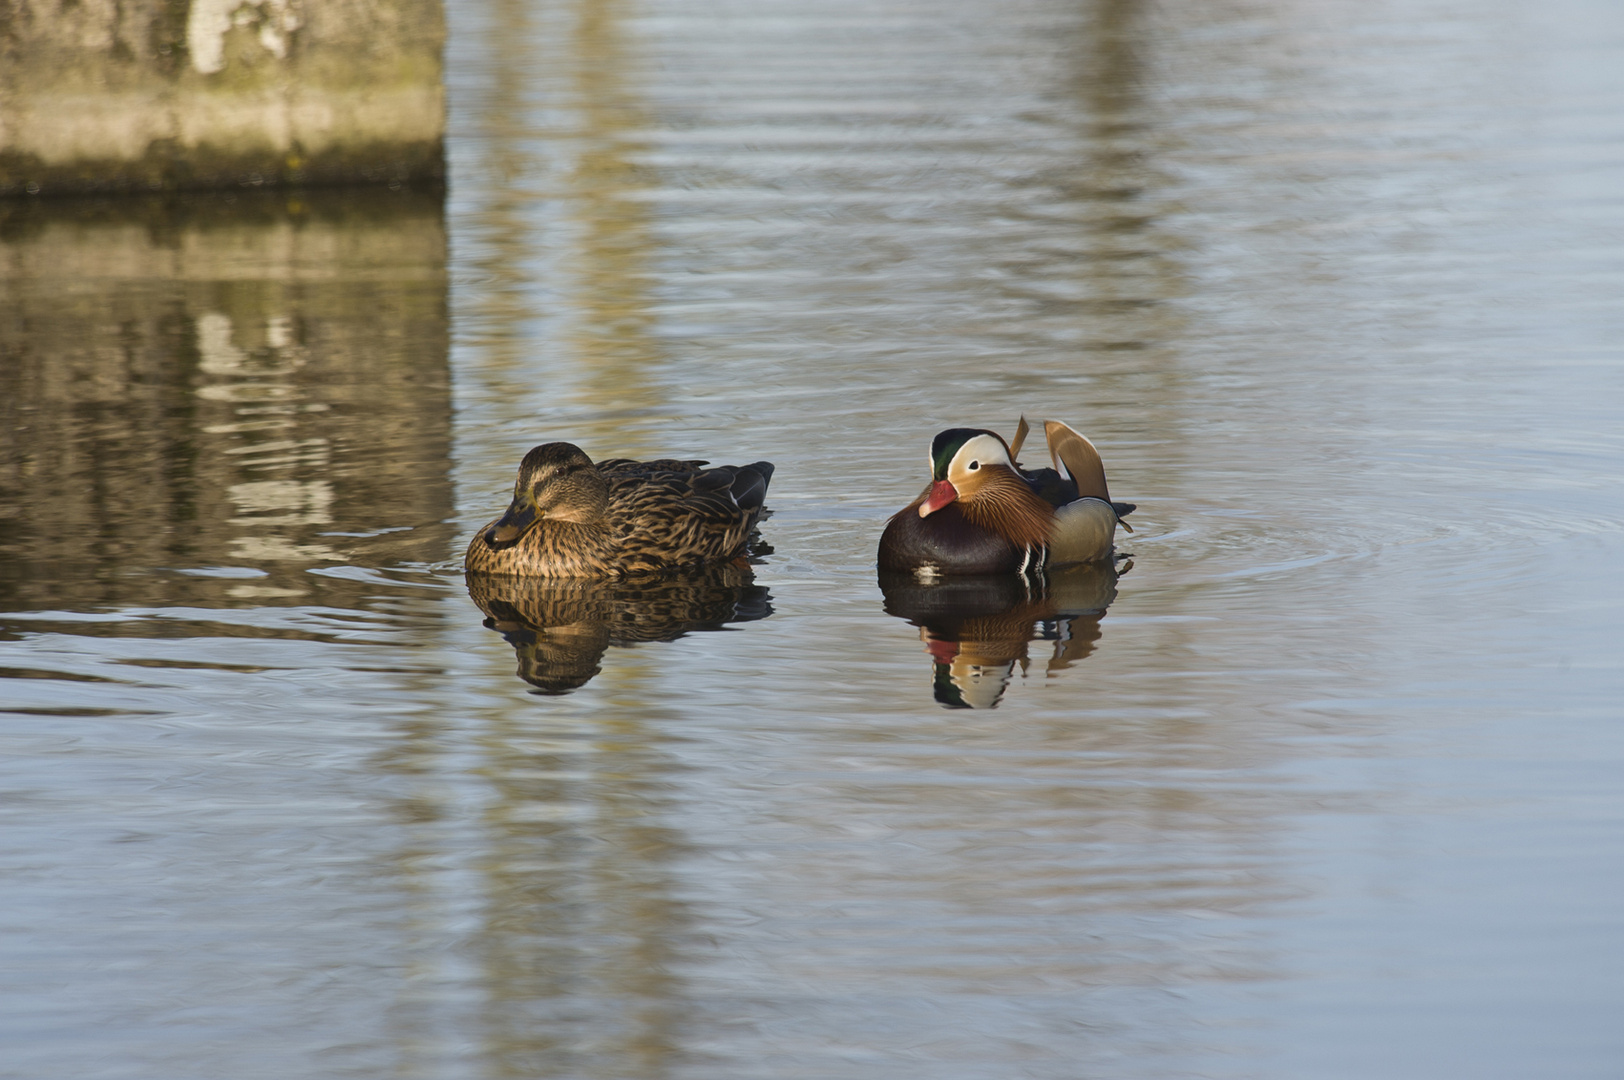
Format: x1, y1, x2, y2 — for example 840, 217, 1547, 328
464, 420, 1135, 578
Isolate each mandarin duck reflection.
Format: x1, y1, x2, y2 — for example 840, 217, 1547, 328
466, 443, 774, 577
467, 565, 773, 693
878, 419, 1134, 577
880, 561, 1121, 708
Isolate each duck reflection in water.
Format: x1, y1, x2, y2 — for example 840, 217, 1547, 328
879, 561, 1123, 708
466, 563, 772, 693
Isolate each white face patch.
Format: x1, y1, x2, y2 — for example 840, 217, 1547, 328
949, 434, 1011, 480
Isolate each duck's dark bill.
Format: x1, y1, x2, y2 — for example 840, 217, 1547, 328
486, 501, 538, 544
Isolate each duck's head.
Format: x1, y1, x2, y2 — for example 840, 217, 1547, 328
484, 443, 610, 545
918, 428, 1018, 518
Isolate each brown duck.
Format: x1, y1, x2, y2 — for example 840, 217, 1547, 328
877, 418, 1134, 577
465, 443, 774, 577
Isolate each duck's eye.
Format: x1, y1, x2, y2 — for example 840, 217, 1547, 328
968, 460, 980, 471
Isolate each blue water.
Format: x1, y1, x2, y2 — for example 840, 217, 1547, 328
2, 0, 1622, 1076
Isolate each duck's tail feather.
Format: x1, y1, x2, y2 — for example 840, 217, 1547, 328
730, 461, 774, 512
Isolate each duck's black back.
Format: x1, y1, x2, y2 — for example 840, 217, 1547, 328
1021, 466, 1078, 509
1023, 466, 1136, 521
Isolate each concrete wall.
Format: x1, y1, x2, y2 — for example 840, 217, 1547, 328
0, 0, 444, 194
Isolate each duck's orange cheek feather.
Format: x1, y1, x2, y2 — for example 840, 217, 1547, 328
919, 480, 959, 517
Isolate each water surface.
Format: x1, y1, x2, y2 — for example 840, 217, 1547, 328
3, 0, 1623, 1076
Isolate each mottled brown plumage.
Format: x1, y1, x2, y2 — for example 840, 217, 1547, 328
465, 443, 773, 578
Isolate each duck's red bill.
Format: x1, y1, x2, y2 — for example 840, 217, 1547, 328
919, 480, 958, 517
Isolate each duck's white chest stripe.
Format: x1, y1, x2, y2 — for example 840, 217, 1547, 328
1017, 544, 1049, 576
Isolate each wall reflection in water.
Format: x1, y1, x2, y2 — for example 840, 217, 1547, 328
0, 191, 452, 611
467, 564, 773, 692
881, 563, 1122, 708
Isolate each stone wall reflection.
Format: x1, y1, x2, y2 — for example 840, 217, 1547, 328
0, 191, 452, 610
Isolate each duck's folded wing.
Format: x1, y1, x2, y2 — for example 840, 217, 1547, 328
1008, 416, 1032, 463
1043, 420, 1111, 501
1049, 497, 1119, 565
